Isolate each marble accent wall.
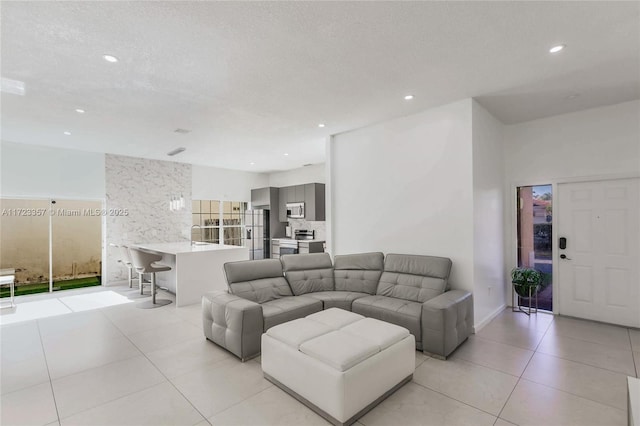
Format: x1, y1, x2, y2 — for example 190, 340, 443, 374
288, 218, 326, 241
105, 154, 192, 283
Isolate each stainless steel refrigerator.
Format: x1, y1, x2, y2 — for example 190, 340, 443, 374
244, 209, 270, 260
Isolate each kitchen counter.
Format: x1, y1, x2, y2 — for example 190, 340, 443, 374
135, 241, 243, 255
132, 241, 249, 306
272, 238, 326, 243
271, 238, 325, 258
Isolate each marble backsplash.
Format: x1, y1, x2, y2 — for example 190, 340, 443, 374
105, 154, 192, 283
288, 218, 326, 241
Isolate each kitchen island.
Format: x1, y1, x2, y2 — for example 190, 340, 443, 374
133, 242, 249, 307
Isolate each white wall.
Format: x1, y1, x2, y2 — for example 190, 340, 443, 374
192, 165, 267, 201
503, 100, 640, 311
503, 100, 640, 183
0, 141, 105, 199
105, 154, 192, 283
471, 101, 506, 326
329, 99, 475, 294
268, 164, 325, 187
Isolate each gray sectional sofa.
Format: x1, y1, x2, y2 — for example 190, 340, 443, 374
202, 252, 473, 361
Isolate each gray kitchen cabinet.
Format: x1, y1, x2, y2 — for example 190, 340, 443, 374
303, 183, 326, 221
298, 241, 324, 254
276, 183, 326, 222
285, 186, 295, 203
278, 187, 287, 222
251, 187, 271, 207
294, 185, 305, 203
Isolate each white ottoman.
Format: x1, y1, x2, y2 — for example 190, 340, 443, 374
261, 308, 415, 426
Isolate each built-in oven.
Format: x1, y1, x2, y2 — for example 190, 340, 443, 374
279, 238, 299, 256
286, 202, 305, 219
279, 247, 298, 255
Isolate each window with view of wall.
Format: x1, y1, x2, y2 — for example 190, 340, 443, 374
192, 200, 246, 246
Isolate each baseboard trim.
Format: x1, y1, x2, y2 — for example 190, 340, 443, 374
473, 304, 506, 333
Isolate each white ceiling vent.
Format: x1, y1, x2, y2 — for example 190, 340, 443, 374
1, 77, 25, 96
174, 128, 191, 134
167, 147, 186, 156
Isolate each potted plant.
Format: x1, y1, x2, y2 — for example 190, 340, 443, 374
511, 267, 543, 298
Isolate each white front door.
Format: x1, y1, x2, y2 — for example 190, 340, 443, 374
558, 178, 640, 327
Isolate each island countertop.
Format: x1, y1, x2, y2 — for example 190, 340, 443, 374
129, 241, 249, 306
134, 241, 246, 255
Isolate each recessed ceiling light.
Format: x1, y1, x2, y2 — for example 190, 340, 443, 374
404, 95, 414, 100
63, 131, 71, 135
318, 123, 325, 128
1, 77, 26, 96
284, 153, 289, 156
75, 108, 85, 114
250, 162, 255, 165
167, 147, 186, 156
103, 54, 119, 63
549, 44, 565, 54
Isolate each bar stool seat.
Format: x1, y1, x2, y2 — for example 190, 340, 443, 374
128, 247, 173, 309
119, 244, 150, 296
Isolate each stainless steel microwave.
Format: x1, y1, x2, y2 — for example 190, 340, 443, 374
286, 202, 305, 219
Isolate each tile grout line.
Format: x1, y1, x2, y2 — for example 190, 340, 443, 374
35, 319, 62, 425
42, 309, 165, 422
494, 313, 555, 422
50, 319, 210, 421
497, 315, 628, 419
410, 379, 501, 420
203, 382, 281, 424
100, 303, 216, 424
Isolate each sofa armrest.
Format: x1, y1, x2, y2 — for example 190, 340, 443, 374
421, 290, 473, 359
202, 291, 264, 361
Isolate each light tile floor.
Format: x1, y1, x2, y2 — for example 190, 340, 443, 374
1, 286, 638, 426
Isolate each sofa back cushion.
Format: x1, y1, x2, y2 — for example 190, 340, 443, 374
334, 252, 384, 294
224, 259, 293, 303
377, 254, 452, 303
281, 253, 335, 295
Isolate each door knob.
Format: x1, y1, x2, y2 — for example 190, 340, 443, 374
560, 254, 572, 260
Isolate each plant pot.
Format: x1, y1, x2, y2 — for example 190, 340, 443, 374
513, 283, 540, 298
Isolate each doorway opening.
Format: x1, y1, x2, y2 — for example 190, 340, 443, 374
0, 198, 102, 298
516, 185, 553, 311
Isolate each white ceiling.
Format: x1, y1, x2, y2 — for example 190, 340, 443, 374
1, 1, 638, 173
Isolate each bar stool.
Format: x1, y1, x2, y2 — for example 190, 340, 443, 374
128, 247, 173, 309
110, 243, 139, 290
117, 244, 145, 291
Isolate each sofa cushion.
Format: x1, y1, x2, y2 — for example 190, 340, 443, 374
261, 296, 323, 331
376, 254, 452, 303
334, 252, 384, 294
224, 259, 293, 303
281, 253, 335, 295
352, 295, 422, 342
305, 291, 369, 310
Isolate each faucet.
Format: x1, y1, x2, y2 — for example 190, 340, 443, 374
191, 225, 203, 245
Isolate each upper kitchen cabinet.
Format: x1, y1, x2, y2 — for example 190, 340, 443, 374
304, 183, 325, 221
251, 187, 282, 211
294, 185, 305, 203
278, 186, 293, 222
277, 183, 326, 222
